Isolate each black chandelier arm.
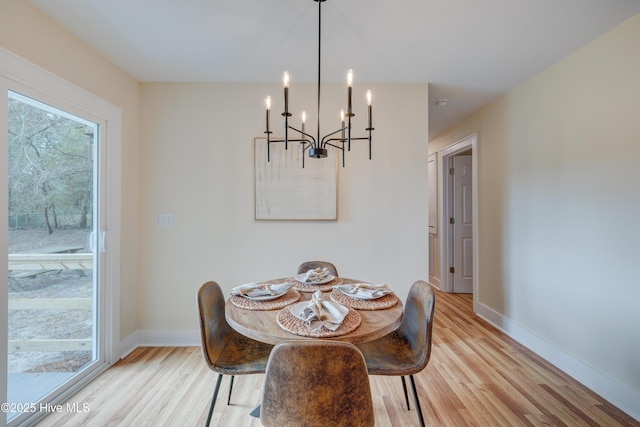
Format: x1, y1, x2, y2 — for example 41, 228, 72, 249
324, 139, 344, 148
324, 139, 347, 167
264, 135, 309, 162
283, 114, 289, 150
351, 136, 373, 160
320, 127, 348, 148
265, 136, 309, 144
265, 131, 273, 162
300, 140, 314, 169
348, 116, 352, 151
367, 127, 374, 160
287, 125, 317, 148
301, 139, 315, 152
281, 112, 293, 148
332, 135, 373, 160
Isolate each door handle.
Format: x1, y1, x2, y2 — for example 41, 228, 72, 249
88, 231, 96, 253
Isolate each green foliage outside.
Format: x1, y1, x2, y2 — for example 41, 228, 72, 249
8, 96, 95, 233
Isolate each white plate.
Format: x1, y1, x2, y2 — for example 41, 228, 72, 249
335, 284, 391, 300
294, 273, 335, 285
233, 283, 293, 301
244, 291, 289, 301
289, 300, 348, 323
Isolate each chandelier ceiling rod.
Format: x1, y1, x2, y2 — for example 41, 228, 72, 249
316, 0, 322, 147
262, 0, 374, 168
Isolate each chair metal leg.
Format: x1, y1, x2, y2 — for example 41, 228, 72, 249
401, 376, 411, 410
206, 374, 223, 427
227, 375, 235, 404
409, 374, 425, 427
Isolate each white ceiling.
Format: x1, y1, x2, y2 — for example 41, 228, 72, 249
28, 0, 640, 138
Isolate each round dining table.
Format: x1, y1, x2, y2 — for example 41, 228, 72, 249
225, 277, 403, 345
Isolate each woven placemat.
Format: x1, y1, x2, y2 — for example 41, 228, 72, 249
285, 276, 344, 292
276, 305, 361, 338
329, 288, 399, 310
229, 289, 301, 311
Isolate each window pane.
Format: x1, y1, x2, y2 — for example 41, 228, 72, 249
6, 91, 98, 422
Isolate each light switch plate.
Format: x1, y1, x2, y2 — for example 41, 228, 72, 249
155, 213, 173, 227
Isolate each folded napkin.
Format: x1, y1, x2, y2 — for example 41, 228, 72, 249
303, 267, 331, 283
231, 282, 292, 298
294, 290, 347, 331
334, 283, 392, 299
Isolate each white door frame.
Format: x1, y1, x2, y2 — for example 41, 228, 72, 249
438, 134, 479, 301
1, 47, 122, 426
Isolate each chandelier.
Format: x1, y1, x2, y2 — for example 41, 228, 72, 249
262, 0, 374, 168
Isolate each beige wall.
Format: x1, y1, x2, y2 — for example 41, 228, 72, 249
430, 13, 640, 400
0, 0, 141, 340
139, 82, 429, 330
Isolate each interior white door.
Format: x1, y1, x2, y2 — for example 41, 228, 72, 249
452, 155, 473, 293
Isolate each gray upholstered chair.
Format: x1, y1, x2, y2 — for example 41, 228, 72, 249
355, 280, 436, 427
260, 340, 375, 427
296, 260, 339, 277
196, 281, 273, 426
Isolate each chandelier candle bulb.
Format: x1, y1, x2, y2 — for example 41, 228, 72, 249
301, 111, 306, 134
367, 90, 372, 129
283, 71, 290, 114
341, 109, 345, 140
347, 69, 353, 114
265, 96, 271, 133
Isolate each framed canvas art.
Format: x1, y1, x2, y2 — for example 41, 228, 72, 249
254, 137, 337, 220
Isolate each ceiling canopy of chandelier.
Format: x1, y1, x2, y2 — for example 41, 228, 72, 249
262, 0, 374, 168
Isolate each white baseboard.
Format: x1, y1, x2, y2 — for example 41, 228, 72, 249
118, 331, 139, 360
138, 329, 200, 347
119, 329, 200, 360
475, 302, 640, 422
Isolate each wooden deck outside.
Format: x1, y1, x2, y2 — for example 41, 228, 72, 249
8, 252, 93, 271
8, 252, 94, 353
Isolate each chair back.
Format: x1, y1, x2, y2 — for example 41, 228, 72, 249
397, 280, 436, 372
296, 260, 339, 277
261, 340, 374, 427
197, 281, 231, 368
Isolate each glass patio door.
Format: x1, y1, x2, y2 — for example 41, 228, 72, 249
4, 89, 104, 425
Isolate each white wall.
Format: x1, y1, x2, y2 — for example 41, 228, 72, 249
138, 82, 429, 331
430, 12, 640, 418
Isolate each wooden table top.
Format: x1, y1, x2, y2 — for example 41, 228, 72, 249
225, 278, 403, 345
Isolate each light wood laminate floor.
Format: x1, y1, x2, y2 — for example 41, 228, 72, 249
37, 291, 639, 426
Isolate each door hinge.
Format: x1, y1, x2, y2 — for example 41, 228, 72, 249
449, 217, 455, 224
449, 167, 455, 175
450, 266, 455, 274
